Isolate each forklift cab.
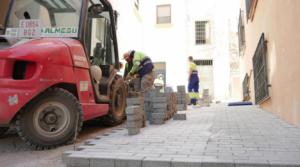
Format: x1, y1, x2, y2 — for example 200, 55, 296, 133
86, 2, 119, 69
85, 1, 121, 103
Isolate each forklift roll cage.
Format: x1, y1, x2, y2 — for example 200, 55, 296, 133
4, 0, 120, 69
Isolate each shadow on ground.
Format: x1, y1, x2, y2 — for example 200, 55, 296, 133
0, 120, 123, 167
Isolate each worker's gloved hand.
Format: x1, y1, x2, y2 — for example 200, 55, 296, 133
133, 74, 140, 78
125, 73, 134, 81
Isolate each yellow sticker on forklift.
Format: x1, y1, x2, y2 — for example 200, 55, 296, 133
80, 81, 89, 92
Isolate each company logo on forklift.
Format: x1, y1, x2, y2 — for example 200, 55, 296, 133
5, 20, 78, 38
8, 95, 19, 106
41, 27, 78, 37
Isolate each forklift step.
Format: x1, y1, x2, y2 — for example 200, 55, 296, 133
99, 95, 110, 103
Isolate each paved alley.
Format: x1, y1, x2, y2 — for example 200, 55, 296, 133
63, 104, 300, 167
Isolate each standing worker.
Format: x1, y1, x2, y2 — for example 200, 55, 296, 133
188, 56, 199, 105
123, 50, 155, 91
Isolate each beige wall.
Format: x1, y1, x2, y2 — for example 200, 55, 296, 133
241, 0, 300, 127
0, 0, 9, 25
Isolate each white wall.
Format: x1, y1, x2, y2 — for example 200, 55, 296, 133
111, 0, 241, 101
141, 0, 188, 89
186, 0, 240, 100
109, 0, 144, 57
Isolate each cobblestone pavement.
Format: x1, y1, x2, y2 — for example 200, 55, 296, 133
64, 104, 300, 167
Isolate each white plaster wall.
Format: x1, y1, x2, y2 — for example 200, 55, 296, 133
140, 0, 188, 90
110, 0, 240, 101
186, 0, 240, 100
109, 0, 144, 57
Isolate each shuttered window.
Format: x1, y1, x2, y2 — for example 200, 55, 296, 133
252, 33, 269, 104
156, 5, 171, 24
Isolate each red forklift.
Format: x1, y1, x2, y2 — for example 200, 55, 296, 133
0, 0, 126, 149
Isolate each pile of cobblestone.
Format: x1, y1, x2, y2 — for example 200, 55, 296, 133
125, 85, 188, 133
125, 93, 146, 135
176, 85, 188, 111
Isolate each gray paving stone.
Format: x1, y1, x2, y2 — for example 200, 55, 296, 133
176, 104, 186, 111
126, 120, 141, 128
127, 114, 142, 121
142, 157, 172, 167
64, 154, 90, 167
128, 127, 140, 135
235, 161, 270, 167
151, 97, 167, 103
171, 158, 202, 167
151, 113, 165, 119
155, 92, 167, 97
90, 157, 114, 167
149, 119, 165, 125
126, 109, 141, 115
173, 113, 187, 120
153, 103, 167, 109
151, 108, 166, 113
115, 156, 144, 167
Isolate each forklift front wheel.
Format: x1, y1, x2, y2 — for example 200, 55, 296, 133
16, 88, 83, 150
102, 77, 126, 126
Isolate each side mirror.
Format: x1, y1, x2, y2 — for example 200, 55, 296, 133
113, 10, 119, 29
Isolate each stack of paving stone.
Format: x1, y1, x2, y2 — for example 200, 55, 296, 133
176, 85, 188, 111
173, 113, 187, 120
144, 89, 156, 121
125, 106, 142, 135
127, 78, 141, 92
126, 93, 146, 128
165, 92, 177, 120
148, 91, 168, 125
202, 89, 210, 107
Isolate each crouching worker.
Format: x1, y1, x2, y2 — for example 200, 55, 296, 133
123, 50, 155, 91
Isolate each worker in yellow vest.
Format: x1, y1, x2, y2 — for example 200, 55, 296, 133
188, 56, 200, 105
123, 50, 154, 91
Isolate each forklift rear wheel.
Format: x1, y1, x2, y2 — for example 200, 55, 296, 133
102, 77, 126, 126
0, 127, 9, 138
16, 88, 83, 150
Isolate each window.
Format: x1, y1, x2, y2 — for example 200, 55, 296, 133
194, 60, 213, 66
245, 0, 258, 20
195, 21, 210, 45
156, 5, 171, 24
87, 11, 116, 66
252, 33, 269, 104
238, 10, 246, 55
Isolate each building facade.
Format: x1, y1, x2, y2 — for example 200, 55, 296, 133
140, 0, 241, 101
239, 0, 300, 127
